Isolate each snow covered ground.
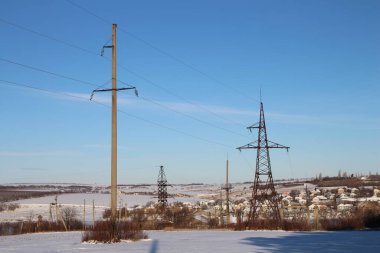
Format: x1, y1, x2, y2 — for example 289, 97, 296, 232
0, 230, 379, 253
0, 185, 203, 222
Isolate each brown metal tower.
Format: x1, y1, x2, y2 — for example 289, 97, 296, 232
237, 102, 289, 228
157, 166, 169, 206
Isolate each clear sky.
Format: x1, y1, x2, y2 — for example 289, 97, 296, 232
0, 0, 379, 185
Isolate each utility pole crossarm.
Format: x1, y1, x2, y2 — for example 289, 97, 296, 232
90, 86, 138, 100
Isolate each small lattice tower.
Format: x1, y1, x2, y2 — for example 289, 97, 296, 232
237, 102, 289, 228
157, 166, 169, 206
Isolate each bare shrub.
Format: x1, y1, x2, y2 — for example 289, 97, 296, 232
320, 215, 364, 230
82, 220, 147, 243
103, 208, 111, 219
289, 190, 300, 201
361, 202, 380, 228
163, 204, 195, 228
363, 212, 380, 228
0, 219, 82, 236
103, 208, 129, 220
61, 206, 79, 230
7, 203, 20, 211
207, 214, 219, 229
234, 218, 280, 230
250, 219, 280, 230
0, 203, 5, 212
0, 222, 20, 236
0, 203, 20, 212
234, 209, 245, 230
117, 221, 147, 241
282, 219, 311, 231
130, 208, 147, 225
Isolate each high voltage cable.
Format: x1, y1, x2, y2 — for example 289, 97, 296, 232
1, 56, 247, 137
0, 57, 98, 88
64, 0, 259, 102
0, 16, 248, 128
116, 28, 258, 102
115, 67, 248, 128
0, 79, 233, 149
0, 17, 99, 57
239, 152, 255, 171
117, 79, 248, 132
65, 0, 111, 25
123, 93, 248, 139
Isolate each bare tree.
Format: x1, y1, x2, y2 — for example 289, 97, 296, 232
289, 189, 300, 201
61, 206, 78, 230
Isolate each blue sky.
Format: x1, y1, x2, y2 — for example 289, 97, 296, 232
0, 0, 379, 184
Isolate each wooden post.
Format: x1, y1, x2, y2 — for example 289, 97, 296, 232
55, 195, 58, 223
92, 200, 95, 228
119, 195, 122, 221
83, 199, 86, 230
60, 212, 68, 231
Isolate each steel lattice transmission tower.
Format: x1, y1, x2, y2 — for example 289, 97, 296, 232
157, 166, 169, 207
237, 102, 289, 228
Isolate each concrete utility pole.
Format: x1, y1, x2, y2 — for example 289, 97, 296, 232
90, 24, 137, 221
225, 159, 230, 225
110, 23, 118, 220
222, 158, 232, 226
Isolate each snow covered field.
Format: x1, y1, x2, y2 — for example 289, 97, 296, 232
1, 230, 379, 253
0, 185, 203, 222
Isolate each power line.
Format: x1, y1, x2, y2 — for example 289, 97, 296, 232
0, 79, 76, 97
64, 0, 259, 102
65, 0, 110, 25
0, 57, 98, 88
120, 109, 232, 149
0, 16, 247, 128
0, 17, 99, 57
116, 68, 248, 128
117, 28, 258, 102
1, 55, 248, 137
1, 56, 247, 137
239, 152, 255, 171
122, 92, 248, 139
0, 79, 233, 149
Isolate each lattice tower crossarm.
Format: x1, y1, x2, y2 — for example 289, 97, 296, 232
237, 102, 289, 228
